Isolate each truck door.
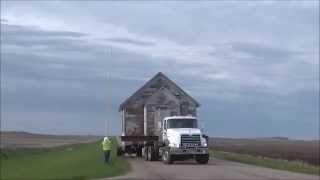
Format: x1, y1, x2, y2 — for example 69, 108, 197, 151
155, 106, 170, 138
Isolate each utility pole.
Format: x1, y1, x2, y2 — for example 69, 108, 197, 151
106, 73, 110, 137
106, 47, 112, 137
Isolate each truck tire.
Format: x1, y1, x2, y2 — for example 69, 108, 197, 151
195, 154, 209, 164
153, 147, 159, 161
162, 149, 173, 164
147, 146, 152, 161
147, 146, 156, 161
136, 147, 143, 157
144, 147, 149, 161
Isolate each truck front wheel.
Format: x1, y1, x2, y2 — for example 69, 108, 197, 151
162, 149, 173, 164
195, 154, 209, 164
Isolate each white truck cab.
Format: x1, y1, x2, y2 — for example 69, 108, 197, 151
160, 116, 209, 164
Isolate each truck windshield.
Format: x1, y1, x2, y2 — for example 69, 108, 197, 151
167, 118, 197, 128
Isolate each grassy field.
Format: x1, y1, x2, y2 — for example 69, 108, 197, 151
1, 131, 100, 148
211, 150, 320, 176
0, 138, 129, 179
210, 137, 320, 166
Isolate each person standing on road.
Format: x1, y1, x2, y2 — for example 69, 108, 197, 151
102, 137, 112, 163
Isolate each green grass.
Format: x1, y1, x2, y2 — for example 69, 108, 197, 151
211, 150, 320, 176
0, 138, 129, 180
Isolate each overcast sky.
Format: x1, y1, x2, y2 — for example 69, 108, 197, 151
1, 1, 319, 139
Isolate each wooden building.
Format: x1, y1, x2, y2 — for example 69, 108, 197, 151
119, 72, 200, 137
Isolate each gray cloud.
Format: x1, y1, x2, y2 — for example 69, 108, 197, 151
1, 23, 95, 54
106, 37, 155, 46
3, 23, 85, 38
0, 18, 8, 22
231, 42, 299, 60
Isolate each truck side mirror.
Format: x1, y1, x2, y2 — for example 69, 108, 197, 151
199, 122, 205, 133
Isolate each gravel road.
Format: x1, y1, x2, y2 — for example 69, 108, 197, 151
107, 157, 319, 180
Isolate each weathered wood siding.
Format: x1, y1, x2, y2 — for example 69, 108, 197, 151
145, 88, 180, 136
124, 95, 196, 136
180, 100, 197, 116
146, 105, 155, 135
124, 106, 144, 136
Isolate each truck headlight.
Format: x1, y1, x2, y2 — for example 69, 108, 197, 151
201, 137, 208, 147
203, 142, 208, 147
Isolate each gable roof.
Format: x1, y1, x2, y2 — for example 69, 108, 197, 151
119, 72, 200, 111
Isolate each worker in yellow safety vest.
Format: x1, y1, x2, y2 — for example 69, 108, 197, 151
102, 137, 112, 163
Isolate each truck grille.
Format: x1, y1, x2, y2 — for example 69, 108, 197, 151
180, 134, 201, 148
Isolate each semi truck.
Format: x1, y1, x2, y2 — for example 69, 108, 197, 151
117, 72, 209, 164
118, 115, 209, 164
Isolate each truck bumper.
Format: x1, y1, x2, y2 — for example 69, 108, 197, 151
169, 147, 209, 155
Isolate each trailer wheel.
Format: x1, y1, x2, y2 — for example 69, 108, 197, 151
147, 146, 153, 161
150, 146, 158, 161
144, 147, 149, 161
162, 149, 173, 164
136, 147, 143, 157
195, 154, 209, 164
